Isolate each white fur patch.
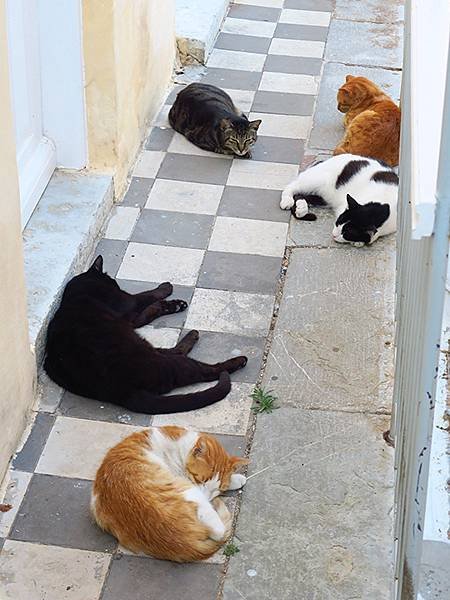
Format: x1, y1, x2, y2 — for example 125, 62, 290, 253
145, 428, 199, 477
228, 473, 246, 490
183, 486, 225, 541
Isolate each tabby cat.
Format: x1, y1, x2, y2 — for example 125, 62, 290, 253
281, 154, 398, 246
91, 426, 248, 562
44, 256, 247, 414
169, 83, 261, 157
334, 75, 401, 167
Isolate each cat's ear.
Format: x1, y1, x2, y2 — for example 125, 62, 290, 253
193, 439, 207, 458
346, 194, 360, 211
248, 119, 262, 131
230, 456, 250, 472
220, 118, 232, 131
90, 255, 103, 273
345, 74, 355, 82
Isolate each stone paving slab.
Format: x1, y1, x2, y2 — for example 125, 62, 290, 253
335, 0, 404, 24
223, 408, 394, 600
309, 62, 402, 151
264, 248, 395, 413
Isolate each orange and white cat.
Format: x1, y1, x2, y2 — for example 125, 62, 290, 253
91, 426, 248, 562
334, 75, 401, 167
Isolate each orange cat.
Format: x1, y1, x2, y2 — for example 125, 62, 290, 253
91, 426, 248, 562
334, 75, 401, 167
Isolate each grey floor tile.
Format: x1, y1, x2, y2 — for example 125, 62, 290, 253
201, 68, 262, 91
215, 32, 272, 54
12, 414, 55, 473
274, 22, 329, 41
117, 279, 194, 329
145, 127, 175, 151
251, 136, 304, 165
158, 153, 232, 185
9, 474, 117, 552
228, 4, 281, 22
181, 329, 265, 384
121, 177, 154, 207
215, 434, 247, 457
131, 209, 215, 249
218, 186, 290, 222
0, 538, 4, 550
94, 239, 128, 277
199, 251, 282, 295
102, 555, 222, 600
284, 0, 333, 9
325, 20, 403, 69
263, 54, 322, 75
58, 391, 152, 426
252, 90, 315, 116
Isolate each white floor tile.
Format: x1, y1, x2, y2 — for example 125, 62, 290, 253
168, 132, 233, 159
209, 216, 288, 257
36, 417, 141, 480
117, 242, 204, 286
0, 540, 110, 600
269, 37, 325, 58
145, 179, 224, 215
227, 159, 298, 190
133, 151, 165, 178
153, 382, 254, 435
223, 88, 255, 114
185, 288, 274, 337
0, 471, 32, 537
104, 206, 140, 240
152, 104, 171, 127
208, 48, 266, 72
259, 71, 318, 95
235, 0, 283, 6
250, 112, 312, 139
280, 8, 331, 27
137, 326, 180, 348
146, 179, 223, 215
222, 17, 276, 38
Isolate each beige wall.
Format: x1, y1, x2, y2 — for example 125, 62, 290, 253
0, 2, 36, 483
83, 0, 176, 196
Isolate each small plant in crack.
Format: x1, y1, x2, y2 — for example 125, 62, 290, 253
223, 542, 240, 557
251, 386, 278, 414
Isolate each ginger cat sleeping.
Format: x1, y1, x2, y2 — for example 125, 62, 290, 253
334, 75, 401, 167
91, 426, 248, 562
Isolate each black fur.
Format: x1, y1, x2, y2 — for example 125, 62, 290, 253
335, 159, 370, 188
336, 194, 390, 243
44, 257, 247, 415
168, 83, 260, 157
370, 170, 399, 185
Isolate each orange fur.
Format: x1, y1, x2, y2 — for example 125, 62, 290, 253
333, 75, 401, 167
91, 427, 248, 562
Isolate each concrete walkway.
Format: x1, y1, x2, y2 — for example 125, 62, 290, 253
0, 1, 402, 599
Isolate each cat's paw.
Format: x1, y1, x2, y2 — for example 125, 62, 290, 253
234, 356, 248, 369
280, 193, 295, 210
228, 474, 247, 491
292, 199, 308, 219
163, 299, 188, 313
203, 474, 221, 500
208, 521, 226, 542
157, 282, 173, 296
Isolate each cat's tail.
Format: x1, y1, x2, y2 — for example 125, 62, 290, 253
125, 371, 232, 415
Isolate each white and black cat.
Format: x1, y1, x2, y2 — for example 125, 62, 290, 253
280, 154, 398, 246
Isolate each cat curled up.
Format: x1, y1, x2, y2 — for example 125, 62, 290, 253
44, 256, 247, 414
334, 75, 401, 167
91, 426, 248, 562
169, 82, 261, 157
280, 154, 398, 246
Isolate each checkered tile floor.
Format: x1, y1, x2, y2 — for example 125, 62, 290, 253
0, 1, 332, 598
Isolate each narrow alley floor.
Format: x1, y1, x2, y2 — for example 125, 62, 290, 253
0, 1, 402, 599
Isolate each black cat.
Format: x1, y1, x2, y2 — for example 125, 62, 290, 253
44, 256, 247, 414
168, 83, 261, 157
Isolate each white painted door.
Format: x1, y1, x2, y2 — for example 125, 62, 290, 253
7, 0, 57, 227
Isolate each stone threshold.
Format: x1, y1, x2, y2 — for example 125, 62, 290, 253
23, 169, 114, 366
176, 0, 231, 65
